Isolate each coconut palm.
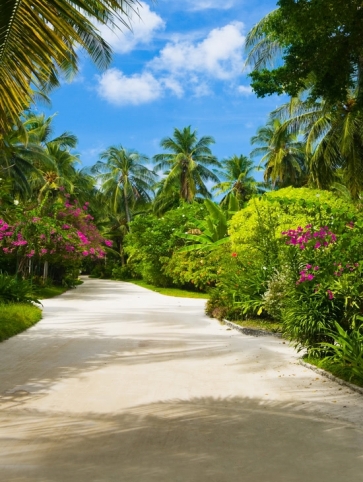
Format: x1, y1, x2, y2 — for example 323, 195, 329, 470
0, 118, 54, 198
250, 118, 307, 188
0, 0, 138, 137
271, 92, 363, 198
94, 146, 156, 223
153, 126, 220, 203
18, 112, 81, 199
213, 155, 260, 206
244, 9, 282, 71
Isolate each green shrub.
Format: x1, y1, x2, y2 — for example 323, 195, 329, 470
282, 288, 340, 354
112, 265, 133, 281
125, 203, 207, 287
162, 246, 228, 291
229, 187, 354, 261
0, 274, 40, 304
262, 268, 293, 319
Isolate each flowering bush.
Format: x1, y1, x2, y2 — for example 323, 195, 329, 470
280, 217, 363, 352
0, 195, 111, 280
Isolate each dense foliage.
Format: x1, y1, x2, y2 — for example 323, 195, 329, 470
2, 0, 363, 382
248, 0, 363, 105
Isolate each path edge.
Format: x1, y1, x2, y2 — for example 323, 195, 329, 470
222, 318, 363, 396
222, 319, 282, 338
299, 359, 363, 396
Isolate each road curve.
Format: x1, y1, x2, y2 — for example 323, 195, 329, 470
0, 277, 362, 482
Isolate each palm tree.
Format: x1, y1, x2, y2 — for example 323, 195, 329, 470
244, 9, 282, 72
94, 146, 156, 223
213, 155, 260, 206
250, 118, 307, 188
0, 0, 138, 137
153, 126, 220, 203
271, 92, 363, 198
20, 112, 81, 200
0, 118, 54, 198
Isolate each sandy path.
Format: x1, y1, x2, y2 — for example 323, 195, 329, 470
0, 277, 362, 481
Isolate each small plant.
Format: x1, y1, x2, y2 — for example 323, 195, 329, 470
263, 268, 292, 319
282, 287, 339, 354
320, 323, 363, 383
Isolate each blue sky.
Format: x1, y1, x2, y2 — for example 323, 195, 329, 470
42, 0, 280, 170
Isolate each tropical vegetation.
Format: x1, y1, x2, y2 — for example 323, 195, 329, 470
1, 0, 363, 386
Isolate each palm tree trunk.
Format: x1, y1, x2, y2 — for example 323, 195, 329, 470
123, 185, 131, 224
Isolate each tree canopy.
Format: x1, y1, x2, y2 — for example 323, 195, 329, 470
248, 0, 363, 105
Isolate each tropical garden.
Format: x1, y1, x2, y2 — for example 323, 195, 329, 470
1, 0, 363, 386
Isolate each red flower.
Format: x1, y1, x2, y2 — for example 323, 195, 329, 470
231, 252, 238, 257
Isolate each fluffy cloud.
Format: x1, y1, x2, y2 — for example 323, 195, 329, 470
237, 85, 253, 96
150, 22, 245, 80
96, 1, 164, 53
97, 69, 163, 105
96, 22, 247, 105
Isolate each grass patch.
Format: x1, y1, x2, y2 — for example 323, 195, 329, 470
231, 318, 283, 334
0, 303, 42, 342
35, 285, 69, 299
304, 356, 363, 388
129, 280, 209, 299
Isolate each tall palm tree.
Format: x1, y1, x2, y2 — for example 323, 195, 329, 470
94, 146, 155, 223
250, 118, 307, 188
213, 155, 260, 206
0, 0, 139, 137
153, 126, 220, 203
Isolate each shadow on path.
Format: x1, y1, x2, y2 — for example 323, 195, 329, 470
1, 397, 362, 482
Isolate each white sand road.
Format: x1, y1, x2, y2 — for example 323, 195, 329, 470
0, 277, 362, 482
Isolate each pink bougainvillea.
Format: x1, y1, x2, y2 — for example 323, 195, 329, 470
0, 197, 110, 264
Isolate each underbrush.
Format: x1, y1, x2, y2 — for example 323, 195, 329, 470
0, 303, 42, 342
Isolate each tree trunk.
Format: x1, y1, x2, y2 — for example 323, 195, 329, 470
43, 260, 49, 281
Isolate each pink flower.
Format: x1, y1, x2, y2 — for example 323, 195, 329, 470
327, 290, 334, 300
306, 264, 312, 269
82, 251, 89, 256
104, 240, 113, 247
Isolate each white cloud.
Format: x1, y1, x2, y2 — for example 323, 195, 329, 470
184, 0, 235, 11
96, 1, 164, 53
97, 69, 163, 105
96, 22, 248, 105
237, 85, 253, 96
150, 22, 245, 80
161, 76, 184, 97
